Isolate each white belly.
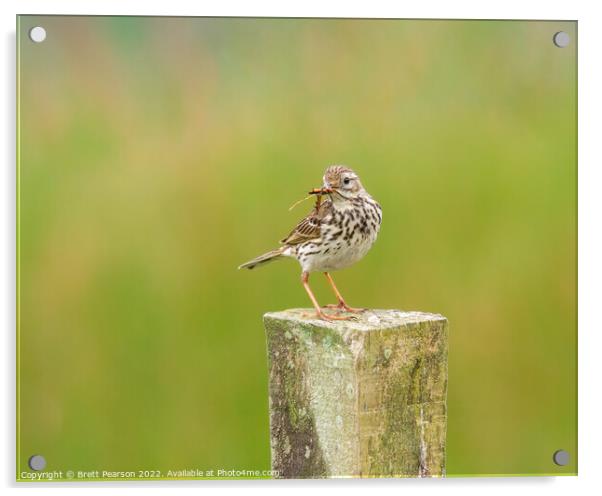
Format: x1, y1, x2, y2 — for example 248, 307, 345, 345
287, 196, 382, 274
298, 228, 379, 273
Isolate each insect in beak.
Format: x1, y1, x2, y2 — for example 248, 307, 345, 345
308, 187, 334, 195
289, 187, 333, 211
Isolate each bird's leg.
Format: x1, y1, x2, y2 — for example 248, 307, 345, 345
301, 272, 353, 321
322, 272, 365, 313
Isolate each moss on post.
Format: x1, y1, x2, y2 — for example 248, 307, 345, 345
264, 309, 448, 478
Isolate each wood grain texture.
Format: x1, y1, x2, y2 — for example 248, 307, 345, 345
264, 309, 448, 478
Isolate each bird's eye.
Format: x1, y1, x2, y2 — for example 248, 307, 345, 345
343, 177, 351, 185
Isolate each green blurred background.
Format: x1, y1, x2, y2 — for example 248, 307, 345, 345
17, 17, 576, 478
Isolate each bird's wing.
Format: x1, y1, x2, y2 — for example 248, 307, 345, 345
281, 199, 332, 246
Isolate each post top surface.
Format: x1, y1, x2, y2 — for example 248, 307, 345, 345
264, 308, 447, 332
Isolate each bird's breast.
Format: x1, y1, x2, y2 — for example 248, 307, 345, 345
297, 199, 381, 272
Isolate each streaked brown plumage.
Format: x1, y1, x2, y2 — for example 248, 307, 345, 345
239, 165, 382, 320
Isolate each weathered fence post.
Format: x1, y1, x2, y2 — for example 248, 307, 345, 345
264, 308, 448, 478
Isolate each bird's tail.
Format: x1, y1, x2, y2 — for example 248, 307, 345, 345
238, 247, 286, 270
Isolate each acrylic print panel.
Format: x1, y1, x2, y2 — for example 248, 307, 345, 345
17, 16, 577, 480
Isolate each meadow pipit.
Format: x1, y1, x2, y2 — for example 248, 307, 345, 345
239, 165, 382, 320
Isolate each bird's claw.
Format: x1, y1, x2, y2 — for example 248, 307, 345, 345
322, 303, 366, 314
319, 311, 357, 321
301, 311, 356, 321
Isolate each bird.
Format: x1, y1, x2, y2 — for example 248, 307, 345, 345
239, 165, 382, 320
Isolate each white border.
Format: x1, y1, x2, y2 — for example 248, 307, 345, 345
2, 1, 600, 495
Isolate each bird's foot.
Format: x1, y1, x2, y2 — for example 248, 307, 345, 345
302, 310, 357, 321
323, 303, 366, 314
319, 310, 357, 321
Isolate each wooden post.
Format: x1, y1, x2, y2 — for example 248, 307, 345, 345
264, 309, 448, 479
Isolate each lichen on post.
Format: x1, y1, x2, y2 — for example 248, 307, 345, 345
264, 309, 448, 478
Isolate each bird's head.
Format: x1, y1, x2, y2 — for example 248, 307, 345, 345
319, 165, 366, 201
